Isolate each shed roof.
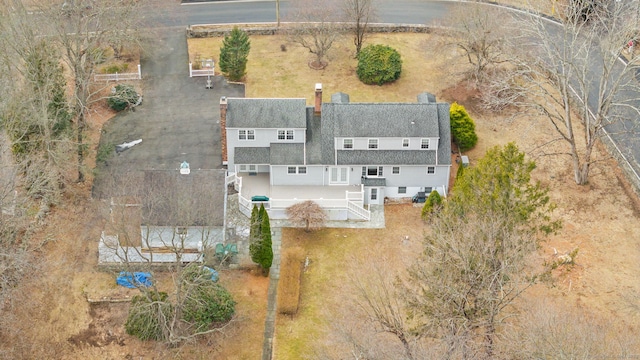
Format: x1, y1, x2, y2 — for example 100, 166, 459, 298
141, 170, 225, 227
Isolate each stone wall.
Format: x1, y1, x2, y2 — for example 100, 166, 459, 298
186, 23, 433, 38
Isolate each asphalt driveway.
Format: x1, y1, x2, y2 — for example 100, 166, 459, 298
93, 28, 244, 197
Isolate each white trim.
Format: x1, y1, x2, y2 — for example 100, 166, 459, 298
402, 138, 410, 148
238, 129, 255, 141
421, 138, 430, 149
368, 138, 379, 149
343, 138, 354, 149
427, 166, 436, 175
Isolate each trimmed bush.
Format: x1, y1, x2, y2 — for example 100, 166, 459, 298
107, 84, 138, 112
356, 44, 402, 85
125, 292, 172, 341
277, 247, 305, 315
450, 102, 478, 151
421, 190, 443, 220
102, 63, 129, 74
183, 283, 236, 331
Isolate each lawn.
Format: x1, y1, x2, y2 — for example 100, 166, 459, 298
185, 25, 640, 358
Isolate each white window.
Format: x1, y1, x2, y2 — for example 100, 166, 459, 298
392, 166, 400, 175
368, 139, 378, 149
239, 129, 255, 140
371, 188, 378, 200
363, 166, 384, 177
398, 187, 407, 194
278, 129, 294, 140
239, 164, 257, 172
288, 166, 307, 175
427, 166, 435, 174
402, 138, 410, 148
343, 138, 353, 149
421, 138, 430, 149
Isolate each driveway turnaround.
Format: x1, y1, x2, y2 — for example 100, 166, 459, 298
93, 28, 244, 197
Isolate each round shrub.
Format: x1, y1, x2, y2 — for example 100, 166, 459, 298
356, 44, 402, 85
125, 292, 172, 341
450, 102, 478, 152
183, 283, 236, 331
107, 84, 138, 112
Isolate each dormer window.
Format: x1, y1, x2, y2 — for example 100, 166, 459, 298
421, 138, 430, 149
368, 139, 378, 149
343, 138, 353, 149
402, 138, 410, 148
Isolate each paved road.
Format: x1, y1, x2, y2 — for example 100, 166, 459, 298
93, 28, 244, 197
148, 0, 456, 27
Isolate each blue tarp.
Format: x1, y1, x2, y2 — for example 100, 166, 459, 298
203, 266, 219, 282
116, 271, 153, 289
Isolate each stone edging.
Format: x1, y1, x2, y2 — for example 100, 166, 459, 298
186, 23, 433, 38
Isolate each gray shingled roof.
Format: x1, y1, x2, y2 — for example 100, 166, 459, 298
142, 170, 225, 227
270, 143, 305, 165
226, 98, 307, 128
436, 103, 452, 166
337, 150, 437, 165
235, 147, 270, 164
319, 96, 451, 165
323, 103, 441, 137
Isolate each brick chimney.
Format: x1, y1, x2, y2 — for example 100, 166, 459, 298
314, 83, 322, 114
220, 96, 228, 165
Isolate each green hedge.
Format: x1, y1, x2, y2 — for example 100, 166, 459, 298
356, 44, 402, 85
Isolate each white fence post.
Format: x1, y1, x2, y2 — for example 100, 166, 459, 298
189, 62, 193, 78
137, 64, 141, 79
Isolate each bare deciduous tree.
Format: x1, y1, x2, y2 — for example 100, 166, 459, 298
25, 0, 150, 182
485, 0, 640, 184
101, 169, 235, 346
286, 200, 328, 232
284, 0, 343, 69
342, 0, 377, 56
500, 299, 640, 358
435, 4, 510, 81
403, 144, 558, 358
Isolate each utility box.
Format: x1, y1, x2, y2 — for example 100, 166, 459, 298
461, 155, 469, 168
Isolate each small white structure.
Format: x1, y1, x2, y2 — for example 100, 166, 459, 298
180, 161, 191, 175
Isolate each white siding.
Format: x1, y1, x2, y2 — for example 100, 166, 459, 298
336, 137, 439, 151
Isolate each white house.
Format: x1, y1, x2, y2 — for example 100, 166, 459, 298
221, 85, 452, 221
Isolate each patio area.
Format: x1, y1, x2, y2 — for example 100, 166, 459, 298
237, 173, 364, 202
230, 172, 371, 220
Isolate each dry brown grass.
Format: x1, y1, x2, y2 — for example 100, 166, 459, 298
188, 32, 464, 103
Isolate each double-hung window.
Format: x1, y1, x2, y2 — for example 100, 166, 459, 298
421, 138, 430, 149
288, 166, 307, 174
278, 129, 294, 141
343, 138, 353, 149
239, 129, 255, 140
402, 138, 410, 148
392, 166, 400, 175
368, 139, 378, 149
427, 166, 435, 174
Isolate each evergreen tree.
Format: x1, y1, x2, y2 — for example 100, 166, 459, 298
421, 190, 443, 220
255, 208, 273, 276
450, 102, 478, 152
219, 27, 251, 82
249, 204, 263, 263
